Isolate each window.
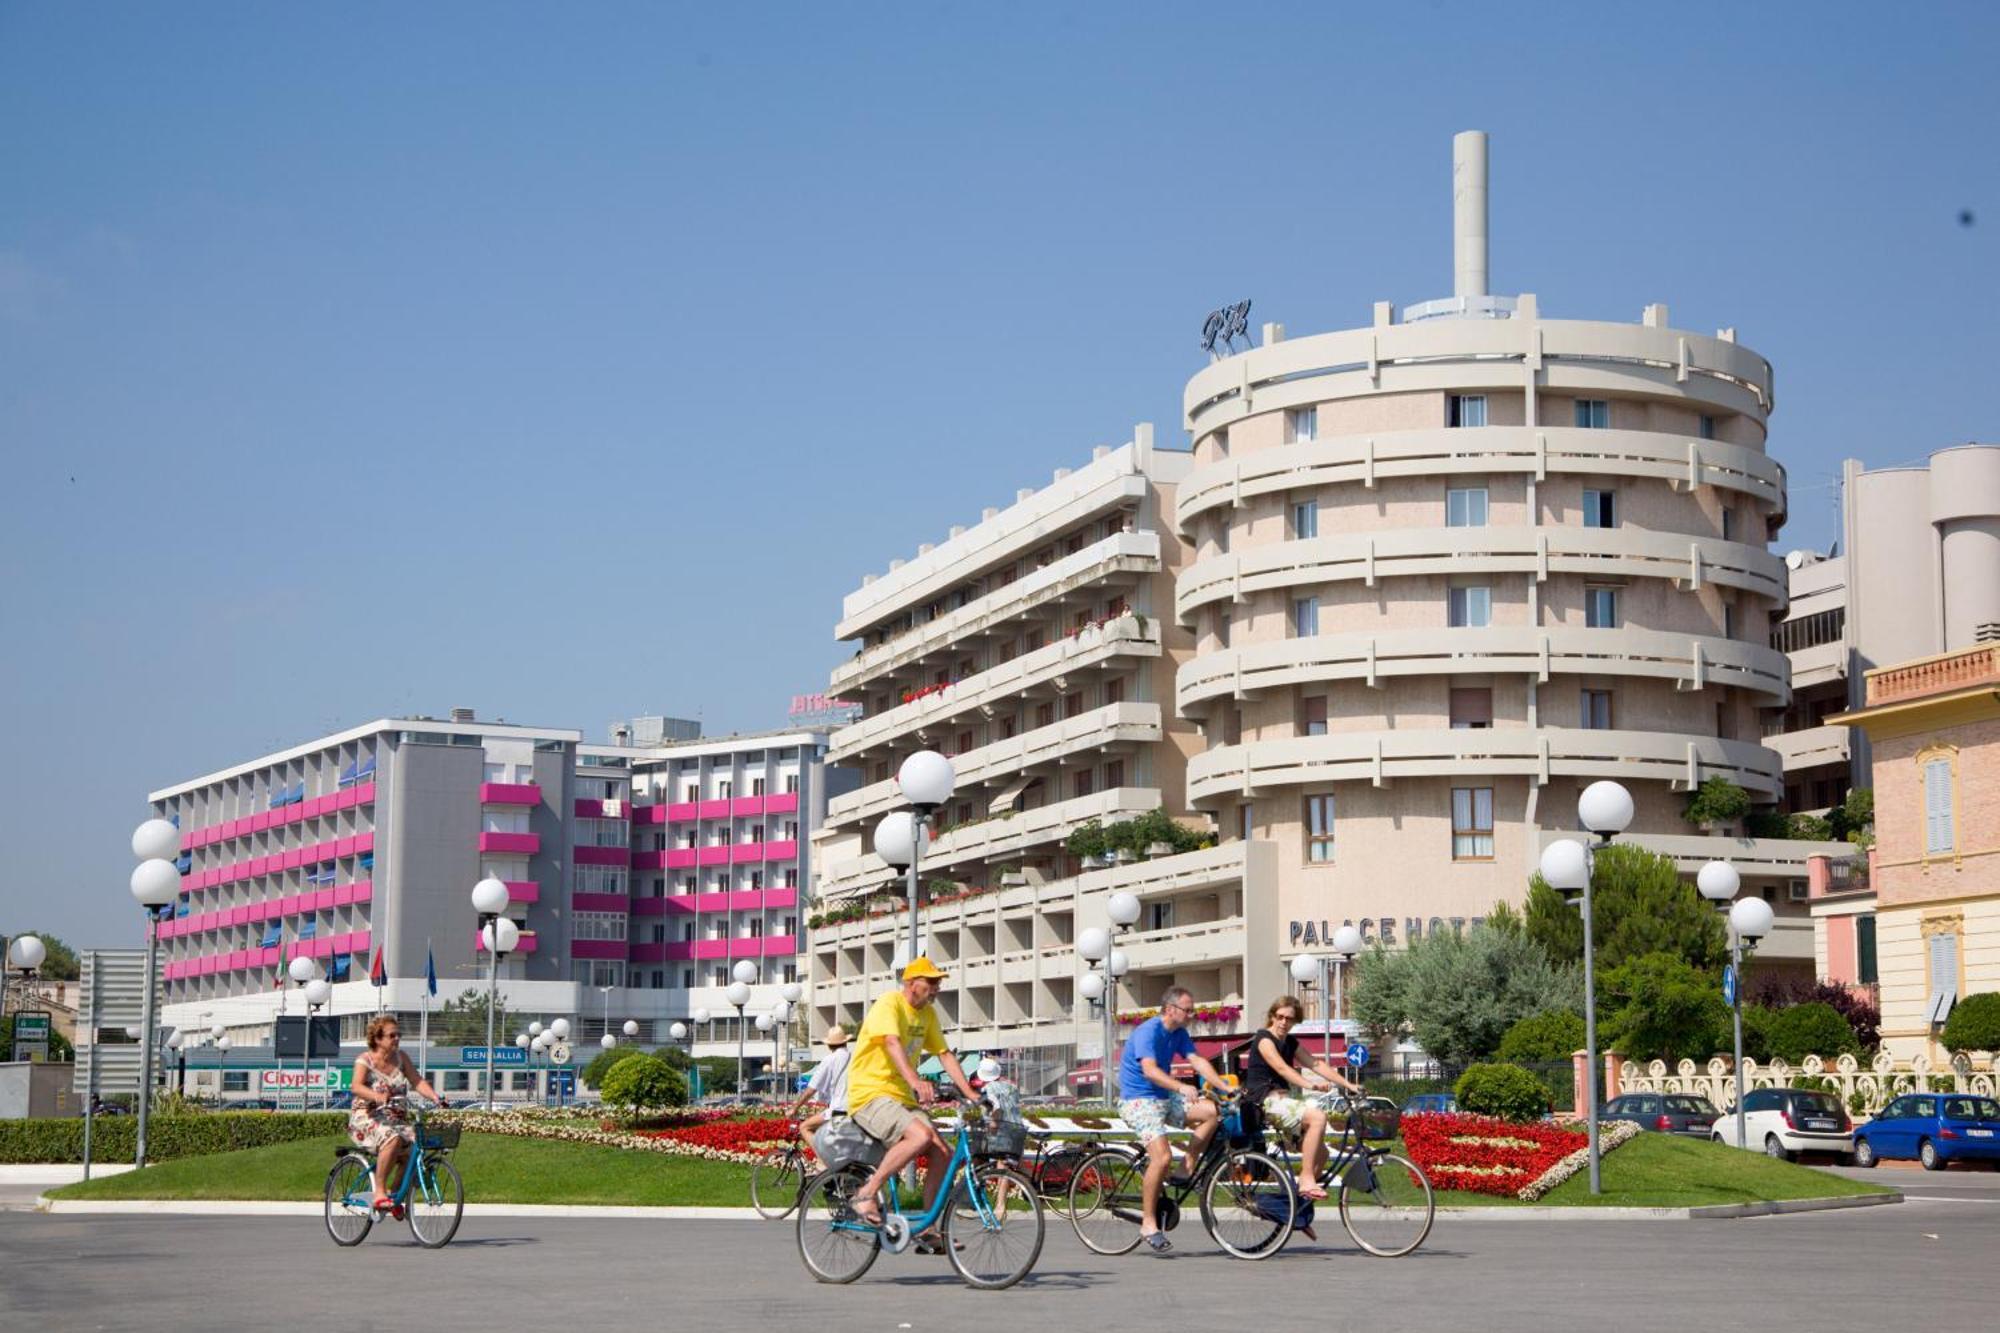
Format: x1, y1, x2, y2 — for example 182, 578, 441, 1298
1064, 691, 1085, 719
1292, 596, 1319, 637
1286, 406, 1317, 443
1856, 915, 1878, 985
1446, 487, 1488, 527
1451, 787, 1494, 860
573, 912, 627, 941
1698, 413, 1716, 440
1769, 607, 1845, 653
1448, 394, 1487, 428
1305, 795, 1336, 863
1927, 930, 1960, 1025
1291, 500, 1319, 540
1580, 689, 1613, 730
223, 1071, 250, 1093
1721, 506, 1735, 542
1723, 601, 1737, 640
1148, 902, 1175, 931
1299, 695, 1328, 737
1103, 759, 1124, 789
1238, 804, 1254, 842
1448, 584, 1491, 628
1449, 688, 1492, 730
1924, 756, 1955, 855
1574, 399, 1609, 429
1585, 586, 1621, 629
1582, 489, 1616, 529
1072, 769, 1094, 800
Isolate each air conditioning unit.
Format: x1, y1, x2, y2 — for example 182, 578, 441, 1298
1787, 879, 1809, 903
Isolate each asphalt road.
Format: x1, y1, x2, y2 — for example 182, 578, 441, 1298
5, 1185, 1995, 1332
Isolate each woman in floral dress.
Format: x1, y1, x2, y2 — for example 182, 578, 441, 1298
349, 1014, 447, 1210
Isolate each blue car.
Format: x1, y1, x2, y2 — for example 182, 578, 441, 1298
1853, 1093, 2000, 1170
1402, 1093, 1459, 1115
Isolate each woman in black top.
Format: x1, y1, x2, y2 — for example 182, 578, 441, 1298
1244, 996, 1362, 1201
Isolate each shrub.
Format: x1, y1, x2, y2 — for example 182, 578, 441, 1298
1759, 1002, 1861, 1063
1942, 992, 2000, 1055
600, 1055, 688, 1114
1453, 1063, 1551, 1122
582, 1043, 648, 1090
0, 1112, 347, 1164
1683, 776, 1752, 828
1746, 974, 1880, 1051
1599, 952, 1731, 1064
1497, 1011, 1586, 1064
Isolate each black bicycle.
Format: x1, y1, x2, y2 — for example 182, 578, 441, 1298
1267, 1092, 1434, 1257
1065, 1090, 1295, 1260
750, 1124, 815, 1220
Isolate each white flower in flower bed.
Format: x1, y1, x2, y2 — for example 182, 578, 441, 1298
1516, 1119, 1641, 1202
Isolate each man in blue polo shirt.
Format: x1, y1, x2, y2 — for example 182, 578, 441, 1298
1118, 985, 1227, 1253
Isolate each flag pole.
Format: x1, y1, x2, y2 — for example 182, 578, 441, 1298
419, 938, 433, 1081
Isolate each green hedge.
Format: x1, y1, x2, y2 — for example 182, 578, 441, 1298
0, 1113, 349, 1164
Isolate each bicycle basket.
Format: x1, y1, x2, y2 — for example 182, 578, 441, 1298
970, 1120, 1027, 1158
1360, 1103, 1401, 1141
419, 1122, 462, 1152
1225, 1099, 1264, 1150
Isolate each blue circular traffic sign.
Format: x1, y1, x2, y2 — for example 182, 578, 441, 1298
1345, 1042, 1370, 1069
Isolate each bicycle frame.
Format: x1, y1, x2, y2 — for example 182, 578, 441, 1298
834, 1116, 1006, 1241
340, 1109, 445, 1210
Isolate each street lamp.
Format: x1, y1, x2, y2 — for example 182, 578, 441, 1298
165, 1028, 184, 1098
1289, 951, 1326, 1052
623, 1019, 640, 1039
724, 981, 752, 1099
779, 982, 803, 1080
1078, 926, 1116, 1101
2, 934, 46, 1029
1539, 778, 1635, 1196
470, 872, 512, 1112
1697, 860, 1745, 1143
876, 751, 956, 968
597, 982, 615, 1045
1729, 887, 1773, 1154
303, 977, 332, 1110
130, 820, 182, 1167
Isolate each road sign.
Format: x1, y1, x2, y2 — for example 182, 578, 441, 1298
1345, 1042, 1370, 1069
11, 1011, 51, 1062
550, 1043, 572, 1065
1723, 964, 1737, 1008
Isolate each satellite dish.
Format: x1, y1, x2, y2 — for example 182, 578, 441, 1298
1784, 549, 1806, 570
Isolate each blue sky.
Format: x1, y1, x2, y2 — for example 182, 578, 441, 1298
2, 2, 1994, 948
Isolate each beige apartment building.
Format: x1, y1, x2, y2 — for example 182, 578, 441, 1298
808, 133, 1843, 1084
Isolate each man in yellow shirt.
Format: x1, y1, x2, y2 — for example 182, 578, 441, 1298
848, 957, 978, 1243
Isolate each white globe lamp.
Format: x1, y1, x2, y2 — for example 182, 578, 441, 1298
1697, 860, 1741, 904
897, 751, 956, 809
1077, 926, 1112, 963
1578, 781, 1635, 838
1730, 896, 1775, 942
130, 859, 180, 911
623, 1019, 640, 1038
731, 960, 759, 986
1290, 953, 1321, 984
669, 1022, 688, 1041
1106, 892, 1142, 928
303, 978, 332, 1007
470, 876, 510, 917
1079, 972, 1106, 1002
8, 935, 46, 971
1538, 839, 1592, 895
600, 1033, 617, 1050
724, 981, 751, 1008
288, 956, 321, 985
873, 810, 922, 867
549, 1018, 571, 1040
131, 818, 180, 862
1108, 949, 1129, 979
780, 982, 803, 1005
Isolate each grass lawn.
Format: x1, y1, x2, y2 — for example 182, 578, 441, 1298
1388, 1131, 1895, 1208
48, 1134, 756, 1207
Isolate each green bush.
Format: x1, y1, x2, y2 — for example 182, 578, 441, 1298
1683, 776, 1752, 828
600, 1056, 688, 1114
1942, 992, 2000, 1055
1453, 1063, 1551, 1122
1497, 1010, 1586, 1064
0, 1112, 348, 1164
1759, 1002, 1861, 1063
582, 1043, 648, 1090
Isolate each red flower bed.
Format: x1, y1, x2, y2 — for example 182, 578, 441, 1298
1400, 1113, 1585, 1197
637, 1114, 797, 1155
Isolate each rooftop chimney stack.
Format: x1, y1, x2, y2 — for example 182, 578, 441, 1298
1453, 130, 1489, 299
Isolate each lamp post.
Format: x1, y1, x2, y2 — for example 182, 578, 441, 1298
131, 818, 183, 1167
1329, 926, 1362, 1061
1697, 859, 1769, 1152
471, 876, 514, 1111
2, 933, 47, 1032
165, 1029, 184, 1097
303, 977, 332, 1109
875, 751, 956, 968
724, 980, 752, 1098
779, 983, 803, 1083
1289, 951, 1326, 1051
597, 983, 615, 1045
1538, 779, 1635, 1196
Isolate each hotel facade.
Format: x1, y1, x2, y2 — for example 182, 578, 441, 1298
808, 133, 1847, 1085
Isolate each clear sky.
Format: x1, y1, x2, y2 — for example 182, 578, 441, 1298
2, 2, 1994, 950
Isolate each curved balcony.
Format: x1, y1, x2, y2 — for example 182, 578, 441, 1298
818, 785, 1164, 898
1183, 316, 1773, 443
1175, 427, 1784, 534
825, 702, 1162, 831
827, 614, 1161, 766
831, 531, 1161, 694
1177, 527, 1786, 624
1177, 626, 1790, 713
1184, 728, 1782, 807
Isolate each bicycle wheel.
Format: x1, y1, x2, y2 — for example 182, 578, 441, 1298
1199, 1149, 1294, 1260
324, 1155, 375, 1247
407, 1155, 465, 1249
796, 1166, 881, 1284
751, 1149, 807, 1221
946, 1164, 1046, 1290
1065, 1148, 1145, 1256
1338, 1151, 1434, 1257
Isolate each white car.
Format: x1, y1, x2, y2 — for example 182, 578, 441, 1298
1712, 1086, 1853, 1160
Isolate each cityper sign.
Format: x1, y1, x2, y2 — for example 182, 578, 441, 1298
259, 1067, 353, 1092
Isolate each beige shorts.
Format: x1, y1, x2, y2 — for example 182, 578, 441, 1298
853, 1095, 925, 1145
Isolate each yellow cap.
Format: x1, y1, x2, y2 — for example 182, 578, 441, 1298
902, 956, 947, 982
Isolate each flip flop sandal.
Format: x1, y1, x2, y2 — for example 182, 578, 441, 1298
1297, 1183, 1329, 1201
1142, 1231, 1173, 1254
914, 1233, 965, 1255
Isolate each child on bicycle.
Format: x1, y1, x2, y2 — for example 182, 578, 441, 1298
1241, 996, 1361, 1204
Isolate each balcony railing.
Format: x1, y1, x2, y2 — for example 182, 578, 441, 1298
1864, 643, 2000, 706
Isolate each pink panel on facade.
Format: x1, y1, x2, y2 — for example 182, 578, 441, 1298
262, 945, 280, 966
697, 846, 730, 867
573, 845, 630, 867
481, 782, 542, 806
636, 805, 667, 825
692, 939, 729, 960
505, 880, 540, 904
334, 837, 355, 858
764, 792, 799, 816
569, 939, 629, 961
629, 943, 668, 963
632, 851, 667, 870
729, 843, 763, 865
759, 934, 799, 956
666, 848, 697, 869
357, 781, 376, 804
697, 799, 730, 819
730, 796, 766, 817
763, 840, 799, 862
477, 831, 540, 855
353, 880, 373, 902
632, 898, 668, 916
356, 830, 375, 853
314, 889, 336, 909
351, 930, 371, 954
570, 892, 629, 913
573, 797, 606, 818
666, 802, 699, 822
231, 949, 249, 970
661, 942, 696, 961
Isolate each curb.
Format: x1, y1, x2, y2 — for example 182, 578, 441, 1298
35, 1199, 766, 1218
1427, 1192, 1901, 1221
1685, 1192, 1904, 1219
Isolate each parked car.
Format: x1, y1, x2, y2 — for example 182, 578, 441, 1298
1853, 1094, 2000, 1170
1604, 1092, 1718, 1138
1402, 1093, 1460, 1116
326, 1091, 355, 1110
1713, 1086, 1852, 1160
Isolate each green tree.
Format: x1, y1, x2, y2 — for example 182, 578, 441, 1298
1598, 952, 1730, 1065
1759, 1001, 1861, 1063
600, 1055, 689, 1114
1497, 1010, 1586, 1064
1348, 926, 1581, 1066
0, 1015, 74, 1061
1454, 1063, 1552, 1121
1524, 842, 1729, 975
430, 990, 512, 1046
694, 1056, 738, 1095
1683, 776, 1752, 828
1942, 992, 2000, 1055
582, 1043, 648, 1090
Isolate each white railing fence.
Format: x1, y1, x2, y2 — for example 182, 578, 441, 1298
1618, 1050, 1998, 1119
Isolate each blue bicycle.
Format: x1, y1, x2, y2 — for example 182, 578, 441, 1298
324, 1101, 465, 1249
795, 1098, 1045, 1289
